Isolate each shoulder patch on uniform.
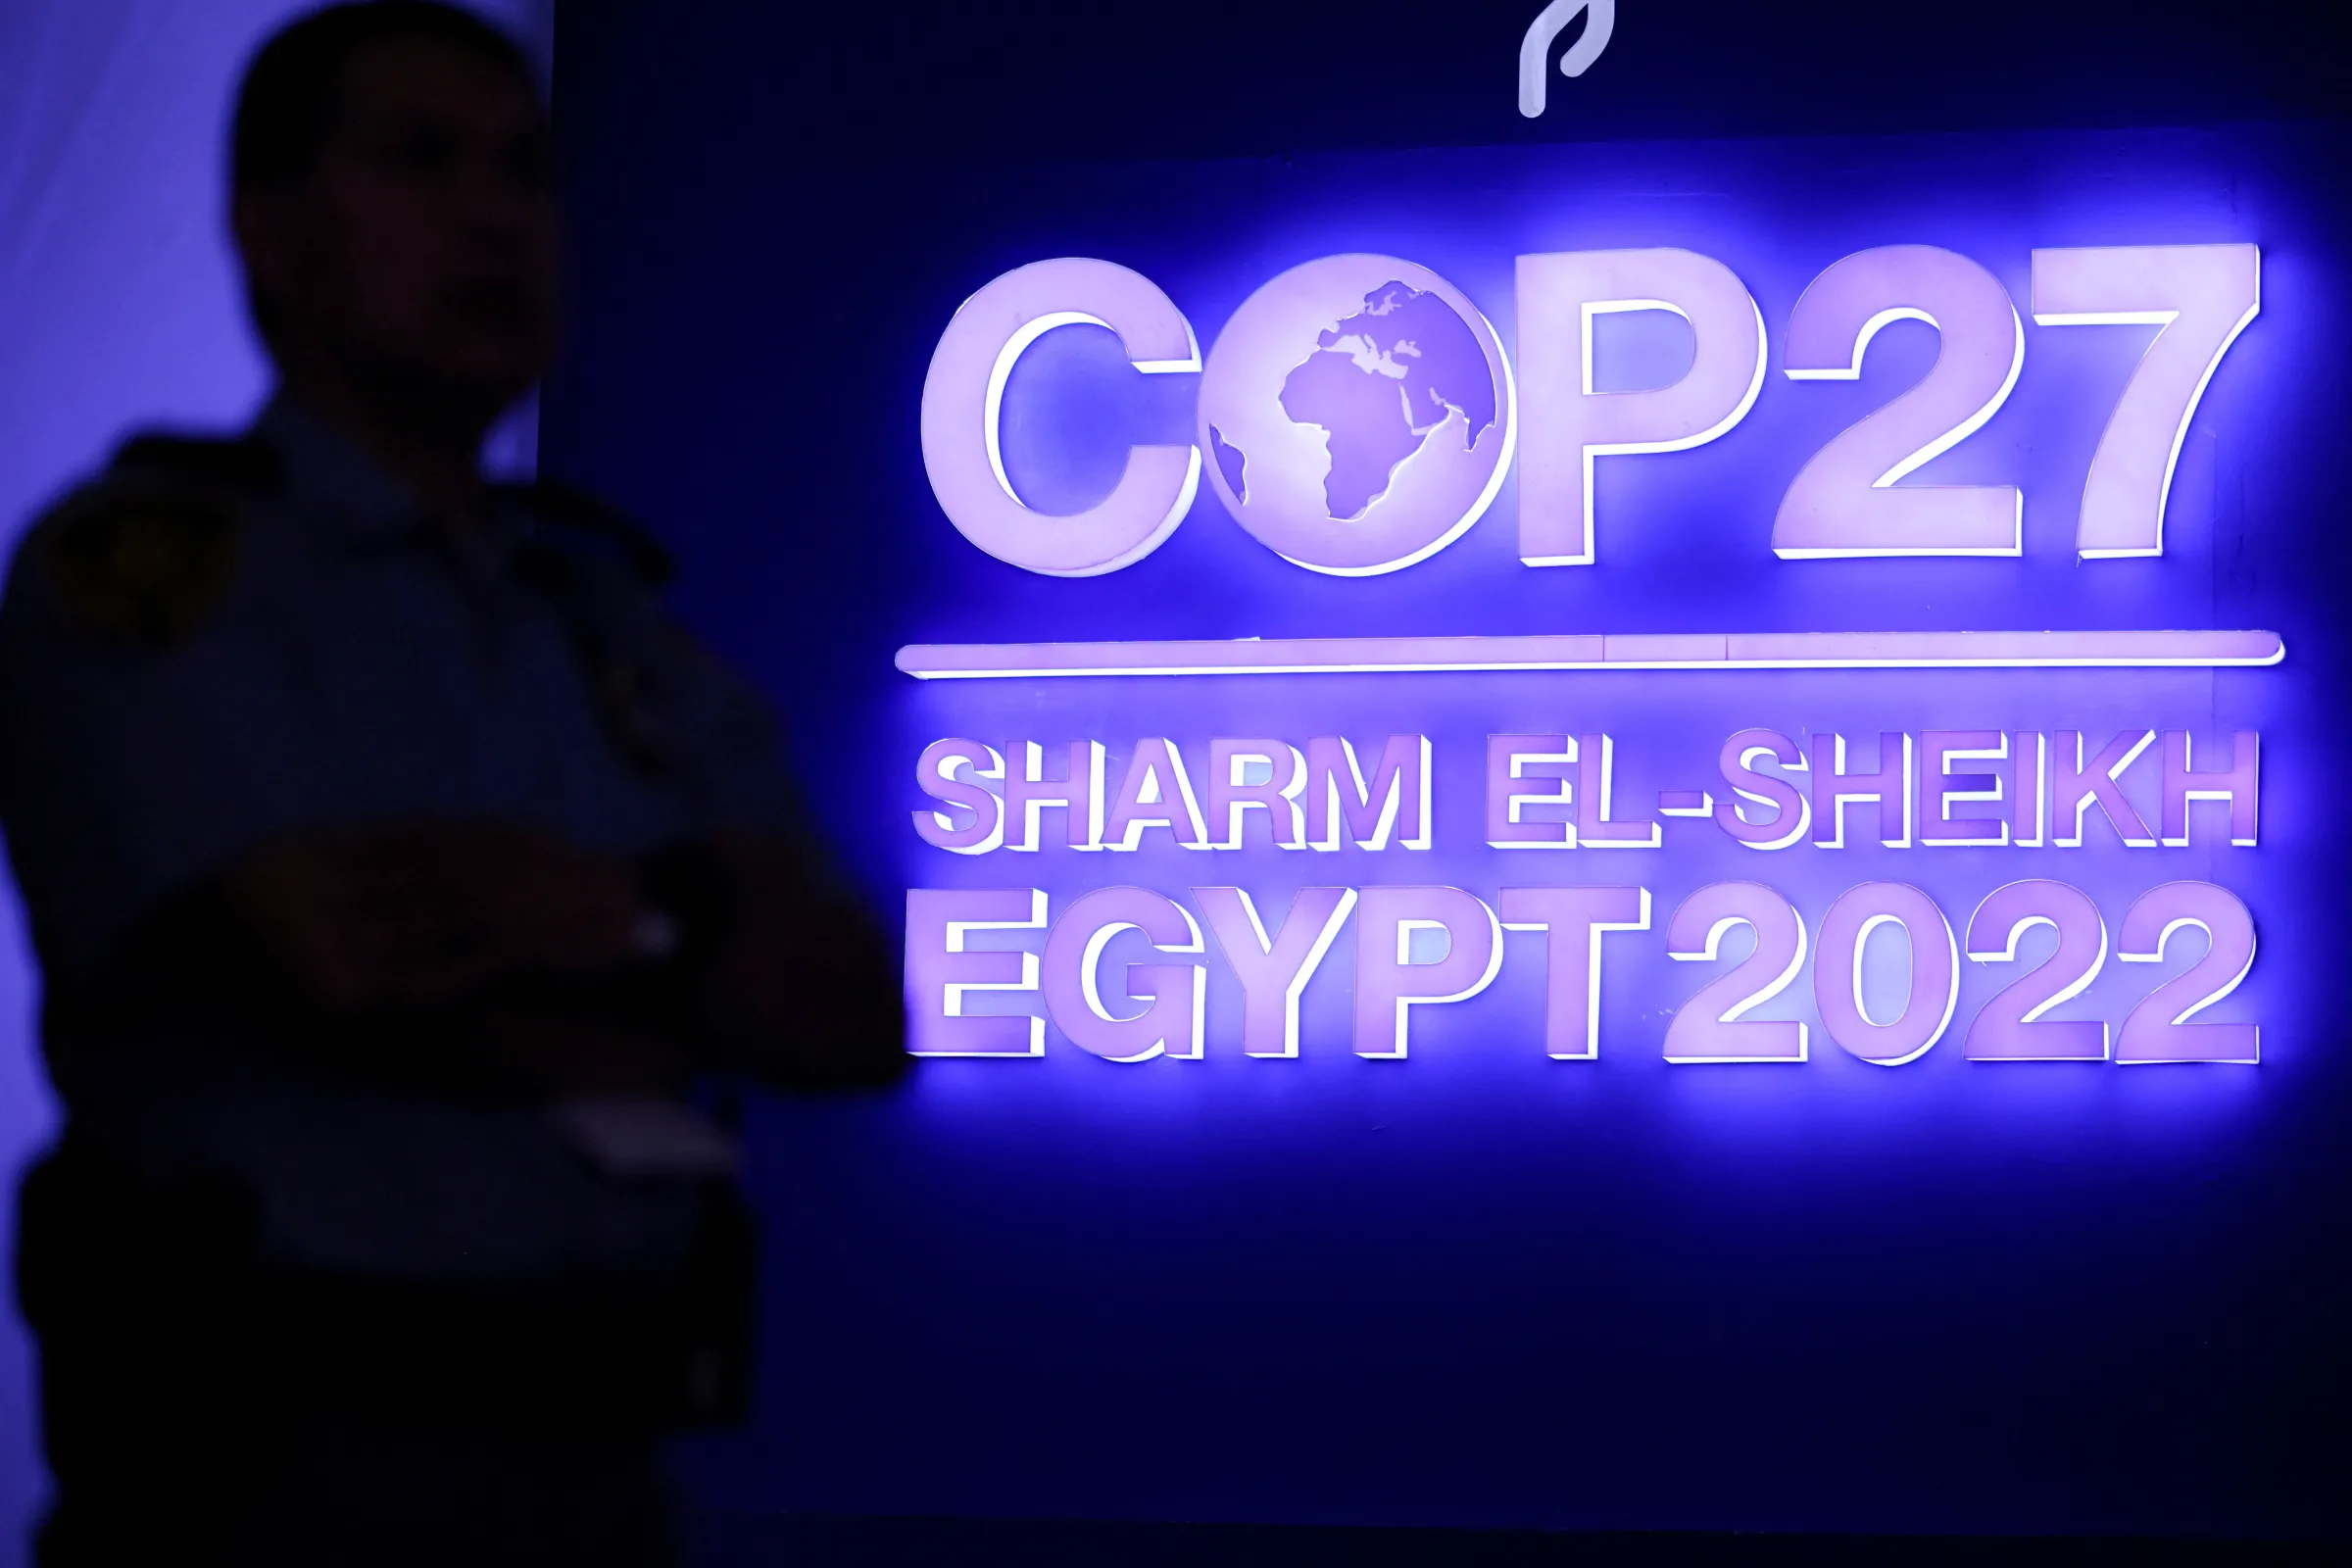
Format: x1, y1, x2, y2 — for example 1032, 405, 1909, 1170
37, 482, 244, 646
508, 478, 677, 585
110, 431, 281, 492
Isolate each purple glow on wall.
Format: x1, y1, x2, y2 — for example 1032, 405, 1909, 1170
892, 127, 2299, 1115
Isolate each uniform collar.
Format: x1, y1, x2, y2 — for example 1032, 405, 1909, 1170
250, 394, 431, 544
249, 395, 534, 576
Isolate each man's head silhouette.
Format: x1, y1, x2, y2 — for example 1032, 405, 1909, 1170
230, 2, 556, 456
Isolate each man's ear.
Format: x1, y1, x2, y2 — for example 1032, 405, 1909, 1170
232, 185, 338, 354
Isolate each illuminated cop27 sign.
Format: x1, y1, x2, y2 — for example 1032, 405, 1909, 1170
900, 231, 2272, 1070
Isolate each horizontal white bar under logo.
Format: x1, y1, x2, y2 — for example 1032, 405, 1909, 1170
895, 629, 2285, 679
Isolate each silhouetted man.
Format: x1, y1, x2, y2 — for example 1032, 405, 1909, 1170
0, 5, 906, 1562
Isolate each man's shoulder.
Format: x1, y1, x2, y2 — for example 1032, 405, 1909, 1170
502, 476, 676, 588
12, 429, 280, 647
104, 430, 283, 493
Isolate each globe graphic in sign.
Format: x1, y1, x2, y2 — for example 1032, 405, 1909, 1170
1196, 255, 1515, 575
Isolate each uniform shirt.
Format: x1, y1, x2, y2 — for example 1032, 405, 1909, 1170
0, 397, 791, 1294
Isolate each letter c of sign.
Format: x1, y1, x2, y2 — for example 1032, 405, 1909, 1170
920, 259, 1202, 577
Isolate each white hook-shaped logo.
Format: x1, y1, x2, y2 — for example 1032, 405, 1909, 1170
1518, 0, 1616, 118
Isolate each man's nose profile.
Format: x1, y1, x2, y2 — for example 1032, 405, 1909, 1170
0, 4, 906, 1564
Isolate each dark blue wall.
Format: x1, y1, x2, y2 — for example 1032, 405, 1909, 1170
542, 0, 2352, 1542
